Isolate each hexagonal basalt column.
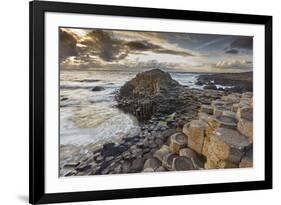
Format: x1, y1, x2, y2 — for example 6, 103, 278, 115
208, 115, 238, 130
206, 127, 251, 168
239, 147, 253, 168
169, 132, 187, 154
183, 120, 207, 154
153, 145, 170, 162
213, 105, 232, 117
237, 118, 253, 143
162, 153, 178, 170
200, 104, 213, 115
172, 156, 195, 171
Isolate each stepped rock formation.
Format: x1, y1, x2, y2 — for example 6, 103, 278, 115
143, 91, 253, 172
184, 92, 253, 169
119, 68, 180, 97
116, 69, 185, 121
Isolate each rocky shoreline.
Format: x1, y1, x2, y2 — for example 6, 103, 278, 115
60, 69, 253, 176
196, 72, 253, 93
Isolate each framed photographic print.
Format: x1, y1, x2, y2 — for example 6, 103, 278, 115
29, 0, 272, 204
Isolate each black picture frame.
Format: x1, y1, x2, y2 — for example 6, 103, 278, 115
29, 1, 272, 204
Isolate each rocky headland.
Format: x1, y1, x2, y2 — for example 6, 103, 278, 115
196, 72, 253, 93
60, 69, 253, 176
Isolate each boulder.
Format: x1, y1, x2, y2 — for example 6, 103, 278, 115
221, 95, 240, 104
213, 105, 231, 116
179, 148, 204, 169
236, 106, 253, 121
203, 84, 217, 90
121, 161, 131, 173
242, 92, 253, 99
206, 127, 251, 168
184, 120, 206, 154
239, 98, 251, 107
172, 156, 195, 171
130, 158, 144, 172
179, 148, 197, 159
232, 103, 239, 112
208, 115, 237, 130
239, 147, 253, 168
143, 168, 154, 172
200, 104, 213, 115
222, 110, 236, 118
91, 86, 105, 91
155, 166, 166, 172
182, 123, 190, 136
153, 145, 170, 162
237, 118, 253, 142
205, 155, 239, 169
101, 143, 128, 157
143, 157, 162, 171
169, 133, 187, 154
198, 112, 210, 123
211, 100, 228, 108
162, 153, 178, 170
191, 156, 205, 169
202, 135, 211, 157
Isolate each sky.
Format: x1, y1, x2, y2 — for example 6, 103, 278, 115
59, 27, 253, 73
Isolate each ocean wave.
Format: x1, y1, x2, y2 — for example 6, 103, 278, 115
60, 107, 140, 146
60, 84, 118, 90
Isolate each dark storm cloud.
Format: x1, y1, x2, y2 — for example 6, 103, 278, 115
77, 30, 193, 62
59, 29, 78, 61
125, 40, 193, 56
230, 36, 253, 49
225, 48, 239, 54
125, 41, 161, 51
153, 49, 193, 56
80, 30, 129, 61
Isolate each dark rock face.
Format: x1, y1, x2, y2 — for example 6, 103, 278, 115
203, 84, 217, 90
119, 69, 180, 97
197, 72, 253, 92
116, 69, 185, 121
101, 143, 128, 157
130, 158, 144, 172
91, 86, 105, 91
172, 156, 195, 171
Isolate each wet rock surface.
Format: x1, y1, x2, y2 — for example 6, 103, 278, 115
91, 86, 105, 91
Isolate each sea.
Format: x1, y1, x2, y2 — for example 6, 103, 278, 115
60, 70, 206, 146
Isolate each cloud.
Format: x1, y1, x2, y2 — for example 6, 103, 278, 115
225, 48, 239, 54
215, 59, 252, 69
152, 48, 194, 56
230, 36, 253, 49
125, 40, 161, 51
79, 30, 130, 62
195, 37, 227, 50
59, 29, 78, 61
60, 28, 194, 63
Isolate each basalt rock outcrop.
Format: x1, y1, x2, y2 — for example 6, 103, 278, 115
141, 91, 253, 173
196, 72, 253, 92
184, 92, 253, 169
116, 69, 186, 121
